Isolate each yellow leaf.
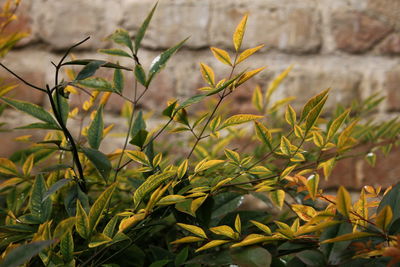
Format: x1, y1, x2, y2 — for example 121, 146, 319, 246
296, 221, 340, 236
125, 150, 151, 166
191, 195, 208, 214
376, 205, 393, 231
285, 105, 297, 127
265, 65, 293, 104
269, 190, 285, 209
157, 195, 186, 206
118, 212, 146, 233
291, 204, 317, 222
252, 85, 264, 112
99, 92, 112, 106
231, 234, 279, 248
221, 114, 263, 129
14, 135, 31, 142
224, 149, 240, 163
210, 225, 237, 239
237, 67, 266, 86
248, 166, 273, 176
312, 131, 325, 148
200, 63, 215, 86
0, 158, 18, 175
336, 186, 352, 217
177, 159, 188, 179
250, 220, 272, 234
280, 165, 297, 179
235, 215, 241, 234
254, 121, 272, 149
211, 178, 233, 192
210, 47, 232, 66
194, 159, 224, 173
170, 236, 204, 244
22, 154, 34, 176
233, 13, 248, 51
320, 158, 336, 180
177, 223, 207, 239
237, 45, 265, 64
195, 240, 230, 252
306, 174, 319, 200
321, 232, 377, 244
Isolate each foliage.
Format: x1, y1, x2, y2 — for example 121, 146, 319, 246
0, 3, 400, 267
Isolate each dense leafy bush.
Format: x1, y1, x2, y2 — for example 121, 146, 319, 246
0, 3, 399, 267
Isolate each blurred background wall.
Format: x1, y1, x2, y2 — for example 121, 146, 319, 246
1, 0, 399, 189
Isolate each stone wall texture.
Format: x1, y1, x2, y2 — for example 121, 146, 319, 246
1, 0, 399, 188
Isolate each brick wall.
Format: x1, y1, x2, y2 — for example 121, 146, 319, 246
1, 0, 399, 188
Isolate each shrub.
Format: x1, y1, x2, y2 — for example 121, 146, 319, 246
0, 3, 399, 267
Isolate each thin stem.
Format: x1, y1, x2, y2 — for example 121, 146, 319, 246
0, 63, 46, 92
46, 85, 87, 192
113, 80, 139, 183
186, 53, 239, 159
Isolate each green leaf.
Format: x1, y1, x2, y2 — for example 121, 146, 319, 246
175, 246, 189, 267
42, 178, 71, 202
296, 250, 326, 267
231, 246, 272, 267
134, 64, 147, 86
82, 147, 112, 182
88, 183, 117, 232
75, 60, 106, 81
129, 129, 148, 148
113, 68, 124, 94
98, 48, 132, 58
147, 38, 188, 86
16, 123, 60, 130
162, 100, 177, 118
135, 2, 157, 53
1, 97, 58, 127
149, 260, 171, 267
53, 94, 69, 125
76, 200, 90, 239
64, 184, 89, 217
62, 59, 132, 71
0, 240, 54, 267
378, 183, 400, 224
53, 217, 76, 239
60, 231, 74, 263
177, 94, 206, 110
30, 174, 52, 223
88, 106, 104, 150
78, 78, 114, 92
103, 215, 119, 238
220, 114, 263, 129
131, 110, 146, 138
107, 28, 133, 53
133, 171, 175, 210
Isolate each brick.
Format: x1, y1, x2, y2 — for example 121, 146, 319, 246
384, 65, 400, 111
361, 147, 400, 188
121, 0, 211, 49
331, 11, 392, 53
377, 33, 400, 55
31, 0, 123, 50
367, 0, 400, 31
209, 1, 322, 53
280, 66, 361, 111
